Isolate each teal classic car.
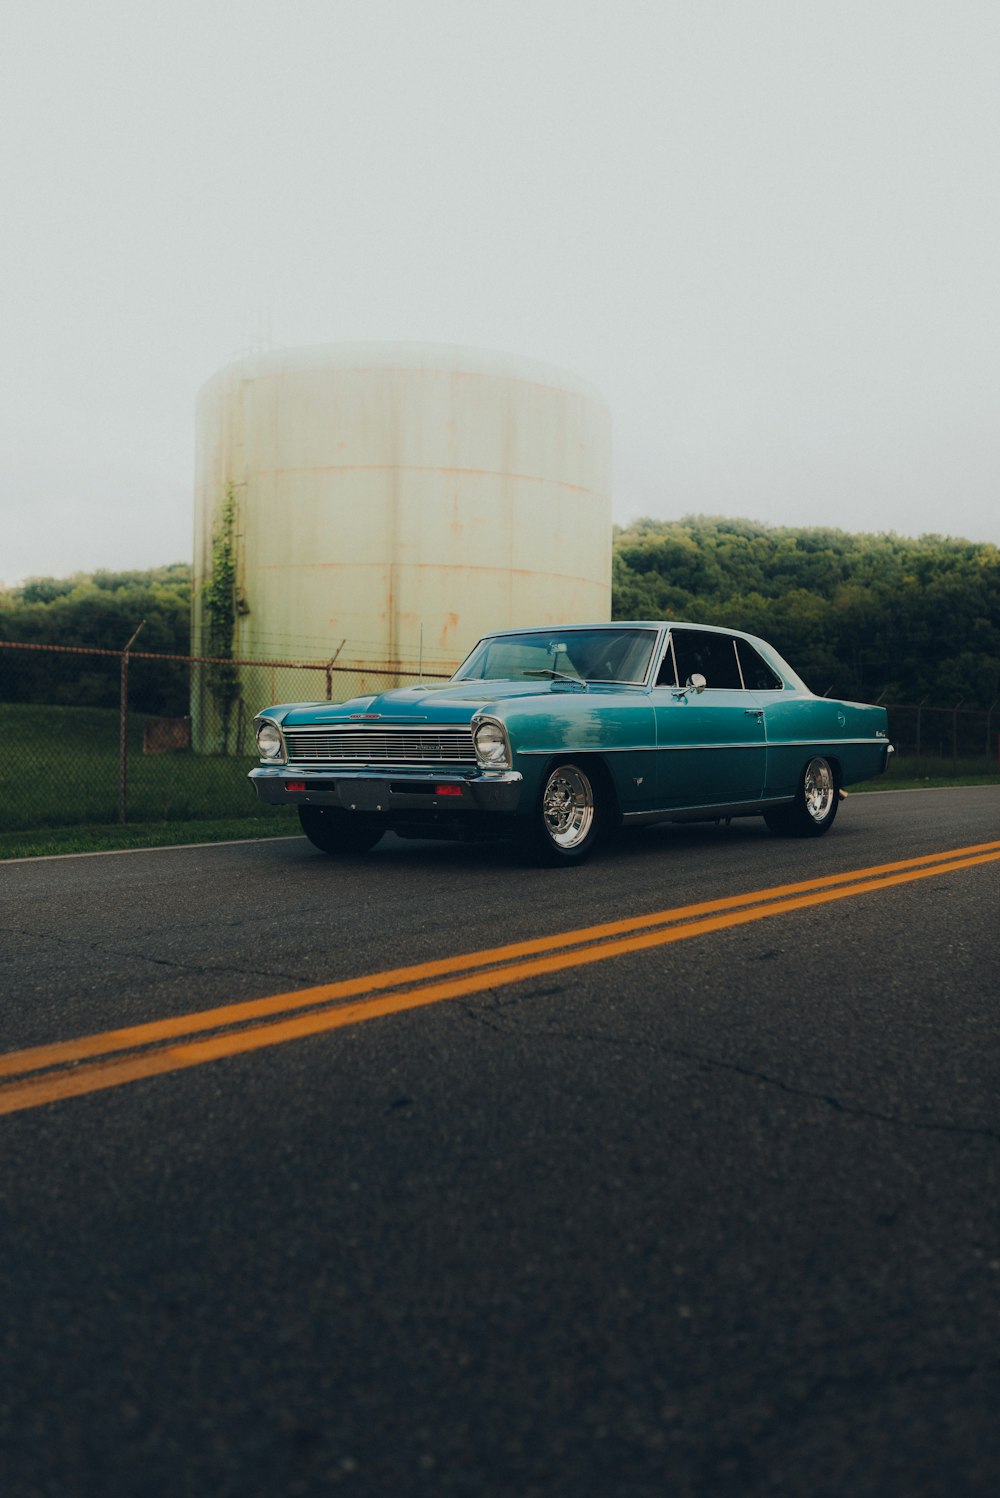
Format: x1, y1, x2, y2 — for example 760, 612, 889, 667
249, 622, 892, 865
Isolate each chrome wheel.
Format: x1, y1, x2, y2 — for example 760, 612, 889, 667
542, 765, 595, 850
764, 755, 839, 838
803, 757, 835, 824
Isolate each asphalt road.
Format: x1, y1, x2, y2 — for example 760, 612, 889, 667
1, 788, 999, 1497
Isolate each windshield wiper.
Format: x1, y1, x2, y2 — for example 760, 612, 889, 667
523, 669, 588, 689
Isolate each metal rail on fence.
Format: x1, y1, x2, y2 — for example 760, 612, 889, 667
0, 635, 453, 676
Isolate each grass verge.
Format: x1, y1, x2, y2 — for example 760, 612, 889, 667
0, 812, 299, 861
851, 753, 999, 793
851, 774, 1000, 793
3, 702, 266, 832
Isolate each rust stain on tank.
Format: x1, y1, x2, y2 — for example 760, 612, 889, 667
438, 612, 459, 649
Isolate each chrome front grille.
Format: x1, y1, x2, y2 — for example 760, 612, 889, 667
284, 725, 476, 766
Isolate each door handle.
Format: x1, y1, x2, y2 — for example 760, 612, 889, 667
744, 709, 764, 720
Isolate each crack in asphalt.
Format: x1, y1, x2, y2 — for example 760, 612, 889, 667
2, 924, 319, 989
457, 999, 1000, 1145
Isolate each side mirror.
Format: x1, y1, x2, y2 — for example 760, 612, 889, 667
672, 672, 707, 701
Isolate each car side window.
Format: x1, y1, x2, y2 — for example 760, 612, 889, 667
670, 630, 743, 690
735, 638, 783, 690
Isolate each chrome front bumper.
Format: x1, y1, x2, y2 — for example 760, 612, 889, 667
249, 765, 524, 815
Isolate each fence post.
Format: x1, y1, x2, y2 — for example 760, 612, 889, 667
119, 621, 146, 823
324, 640, 346, 701
915, 700, 924, 778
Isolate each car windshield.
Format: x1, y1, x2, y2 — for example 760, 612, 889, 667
453, 628, 659, 685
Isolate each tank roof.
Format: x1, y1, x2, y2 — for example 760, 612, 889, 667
200, 341, 607, 409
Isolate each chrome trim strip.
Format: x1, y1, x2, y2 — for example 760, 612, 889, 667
517, 742, 766, 756
250, 766, 523, 786
763, 737, 888, 748
516, 745, 659, 756
285, 722, 467, 734
652, 631, 677, 689
516, 735, 885, 758
653, 737, 886, 751
733, 637, 746, 691
653, 741, 766, 752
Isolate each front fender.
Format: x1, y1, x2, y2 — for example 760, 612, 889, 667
500, 694, 657, 813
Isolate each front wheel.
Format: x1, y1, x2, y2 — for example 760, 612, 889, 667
298, 805, 385, 854
522, 761, 603, 866
763, 756, 839, 838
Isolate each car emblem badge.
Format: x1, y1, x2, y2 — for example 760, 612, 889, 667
350, 713, 381, 720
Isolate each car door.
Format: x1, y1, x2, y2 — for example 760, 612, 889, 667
652, 629, 766, 808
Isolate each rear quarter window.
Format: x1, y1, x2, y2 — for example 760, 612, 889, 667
736, 639, 783, 690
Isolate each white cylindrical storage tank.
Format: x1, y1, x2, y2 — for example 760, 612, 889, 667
192, 342, 611, 748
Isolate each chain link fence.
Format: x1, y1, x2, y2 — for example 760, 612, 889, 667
882, 701, 1000, 777
1, 638, 997, 835
0, 638, 448, 834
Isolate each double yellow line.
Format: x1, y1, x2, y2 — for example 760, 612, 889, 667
2, 839, 999, 1118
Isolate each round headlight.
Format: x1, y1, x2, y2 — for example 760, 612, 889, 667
474, 720, 509, 767
256, 721, 283, 760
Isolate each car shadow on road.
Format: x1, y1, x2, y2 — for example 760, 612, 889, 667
285, 816, 778, 874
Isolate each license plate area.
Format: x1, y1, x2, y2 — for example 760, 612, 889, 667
389, 780, 466, 800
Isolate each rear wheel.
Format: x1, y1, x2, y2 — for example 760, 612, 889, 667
298, 805, 385, 854
522, 761, 604, 866
763, 756, 839, 838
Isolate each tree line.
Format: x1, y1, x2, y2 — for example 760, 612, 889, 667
2, 518, 999, 710
613, 517, 1000, 707
0, 564, 191, 714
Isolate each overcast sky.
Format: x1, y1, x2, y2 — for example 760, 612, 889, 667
2, 0, 998, 586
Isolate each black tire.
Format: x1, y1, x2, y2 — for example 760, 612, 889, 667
521, 760, 604, 867
763, 756, 839, 838
298, 805, 385, 854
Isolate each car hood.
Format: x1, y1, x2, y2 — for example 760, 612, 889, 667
270, 679, 575, 727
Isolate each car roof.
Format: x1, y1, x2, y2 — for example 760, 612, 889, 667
479, 621, 741, 638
